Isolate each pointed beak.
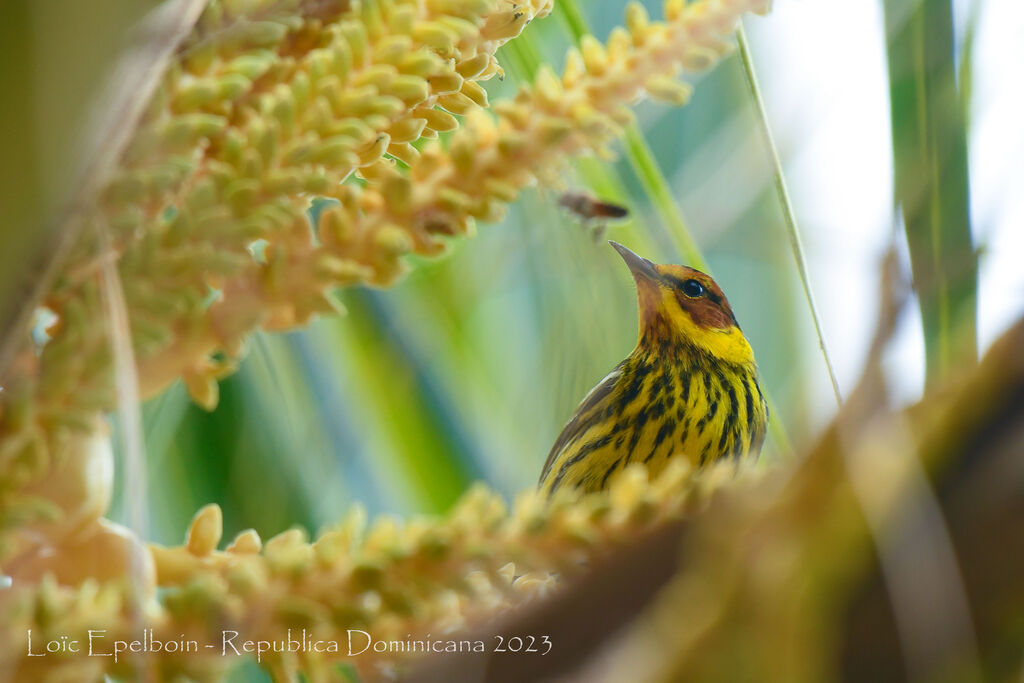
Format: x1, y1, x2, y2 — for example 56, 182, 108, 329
609, 241, 660, 284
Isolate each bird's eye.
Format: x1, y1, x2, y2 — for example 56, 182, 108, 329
681, 279, 705, 298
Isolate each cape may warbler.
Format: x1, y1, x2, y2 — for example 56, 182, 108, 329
539, 242, 768, 495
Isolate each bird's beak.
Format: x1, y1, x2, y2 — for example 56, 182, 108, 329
609, 241, 660, 284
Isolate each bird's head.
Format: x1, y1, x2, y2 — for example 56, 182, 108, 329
610, 241, 755, 367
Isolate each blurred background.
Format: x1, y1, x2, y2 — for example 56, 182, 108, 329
6, 0, 1018, 551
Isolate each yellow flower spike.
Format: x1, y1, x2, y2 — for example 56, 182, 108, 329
703, 3, 743, 34
645, 75, 694, 105
338, 502, 369, 545
481, 9, 529, 41
267, 547, 315, 576
497, 562, 516, 585
398, 51, 445, 78
182, 368, 220, 411
456, 52, 491, 79
355, 158, 397, 183
353, 63, 398, 91
314, 136, 360, 166
291, 69, 312, 109
387, 3, 416, 34
160, 113, 227, 150
363, 112, 392, 131
149, 548, 199, 585
324, 118, 375, 147
374, 225, 413, 257
438, 16, 483, 43
356, 133, 391, 166
241, 21, 292, 49
665, 0, 687, 21
225, 51, 277, 80
264, 528, 308, 554
609, 105, 637, 127
218, 127, 245, 168
648, 459, 693, 504
608, 464, 649, 519
382, 174, 414, 213
172, 77, 219, 112
562, 505, 599, 546
492, 99, 529, 129
315, 255, 370, 286
341, 22, 369, 67
460, 79, 489, 108
427, 70, 464, 95
448, 132, 478, 174
318, 208, 353, 246
270, 94, 297, 136
538, 118, 574, 146
413, 21, 460, 52
387, 141, 421, 165
464, 570, 501, 609
466, 107, 497, 145
388, 117, 428, 144
513, 572, 558, 598
264, 162, 303, 194
680, 44, 722, 71
562, 48, 585, 88
186, 504, 224, 556
480, 57, 504, 81
483, 178, 519, 203
307, 48, 334, 83
435, 187, 472, 213
388, 75, 431, 106
330, 38, 353, 83
225, 178, 261, 214
626, 1, 652, 40
226, 529, 263, 554
182, 41, 217, 76
240, 148, 263, 178
428, 0, 491, 16
225, 561, 265, 597
420, 106, 459, 132
359, 0, 386, 41
312, 530, 350, 566
606, 26, 634, 62
303, 171, 331, 194
580, 34, 610, 75
437, 91, 477, 116
303, 95, 333, 132
363, 94, 407, 120
570, 103, 613, 137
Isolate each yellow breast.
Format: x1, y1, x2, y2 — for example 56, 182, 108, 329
538, 350, 768, 496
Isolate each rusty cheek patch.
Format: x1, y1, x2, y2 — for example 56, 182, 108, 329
676, 293, 733, 330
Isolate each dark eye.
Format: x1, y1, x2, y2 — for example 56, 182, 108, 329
681, 279, 705, 298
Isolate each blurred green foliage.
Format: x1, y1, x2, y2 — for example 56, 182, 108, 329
884, 0, 977, 390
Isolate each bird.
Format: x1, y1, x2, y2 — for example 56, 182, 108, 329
538, 242, 768, 496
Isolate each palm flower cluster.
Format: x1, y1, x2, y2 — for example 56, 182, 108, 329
1, 461, 730, 680
0, 0, 787, 679
0, 0, 769, 551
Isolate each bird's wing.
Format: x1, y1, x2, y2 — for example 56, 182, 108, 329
538, 364, 623, 485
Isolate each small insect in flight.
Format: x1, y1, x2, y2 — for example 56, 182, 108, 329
558, 192, 630, 242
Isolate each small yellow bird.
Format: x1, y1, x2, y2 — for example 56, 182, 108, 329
539, 242, 768, 496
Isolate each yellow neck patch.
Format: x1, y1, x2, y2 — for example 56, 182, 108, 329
638, 286, 756, 367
